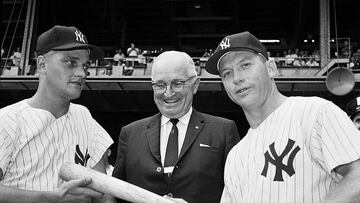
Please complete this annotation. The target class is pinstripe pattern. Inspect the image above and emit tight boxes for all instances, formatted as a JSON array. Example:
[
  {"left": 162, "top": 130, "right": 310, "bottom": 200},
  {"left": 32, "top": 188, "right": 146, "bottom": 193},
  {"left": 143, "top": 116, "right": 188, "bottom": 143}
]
[
  {"left": 221, "top": 96, "right": 360, "bottom": 203},
  {"left": 0, "top": 99, "right": 113, "bottom": 191}
]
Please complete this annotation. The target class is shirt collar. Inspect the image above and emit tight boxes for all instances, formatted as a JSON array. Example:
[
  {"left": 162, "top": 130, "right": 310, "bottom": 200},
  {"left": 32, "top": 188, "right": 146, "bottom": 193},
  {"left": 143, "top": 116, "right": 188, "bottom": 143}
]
[{"left": 161, "top": 107, "right": 193, "bottom": 126}]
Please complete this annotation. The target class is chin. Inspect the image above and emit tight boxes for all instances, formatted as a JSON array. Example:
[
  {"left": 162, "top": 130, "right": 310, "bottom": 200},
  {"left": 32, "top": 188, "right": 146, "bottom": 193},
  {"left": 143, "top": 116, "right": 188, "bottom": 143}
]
[
  {"left": 163, "top": 111, "right": 180, "bottom": 118},
  {"left": 163, "top": 107, "right": 187, "bottom": 118},
  {"left": 68, "top": 92, "right": 82, "bottom": 100}
]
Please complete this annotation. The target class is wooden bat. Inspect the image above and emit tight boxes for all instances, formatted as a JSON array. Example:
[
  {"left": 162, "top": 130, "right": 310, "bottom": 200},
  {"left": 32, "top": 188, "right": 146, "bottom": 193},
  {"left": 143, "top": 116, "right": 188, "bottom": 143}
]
[{"left": 59, "top": 162, "right": 173, "bottom": 203}]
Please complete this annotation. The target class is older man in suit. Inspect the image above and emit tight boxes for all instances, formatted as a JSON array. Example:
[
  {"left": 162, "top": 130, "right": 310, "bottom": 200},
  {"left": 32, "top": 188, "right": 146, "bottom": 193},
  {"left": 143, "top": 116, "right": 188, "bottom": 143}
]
[{"left": 112, "top": 51, "right": 240, "bottom": 203}]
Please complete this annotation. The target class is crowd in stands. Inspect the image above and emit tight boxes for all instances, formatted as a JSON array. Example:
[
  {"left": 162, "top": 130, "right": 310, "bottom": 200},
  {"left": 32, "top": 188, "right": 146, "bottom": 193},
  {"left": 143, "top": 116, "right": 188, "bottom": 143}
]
[
  {"left": 273, "top": 48, "right": 320, "bottom": 67},
  {"left": 1, "top": 40, "right": 360, "bottom": 76},
  {"left": 202, "top": 49, "right": 214, "bottom": 58},
  {"left": 350, "top": 48, "right": 360, "bottom": 69},
  {"left": 109, "top": 43, "right": 150, "bottom": 76}
]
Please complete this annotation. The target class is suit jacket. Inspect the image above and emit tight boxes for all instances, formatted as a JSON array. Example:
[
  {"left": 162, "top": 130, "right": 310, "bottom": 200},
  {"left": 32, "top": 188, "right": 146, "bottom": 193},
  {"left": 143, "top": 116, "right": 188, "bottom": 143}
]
[{"left": 112, "top": 110, "right": 240, "bottom": 203}]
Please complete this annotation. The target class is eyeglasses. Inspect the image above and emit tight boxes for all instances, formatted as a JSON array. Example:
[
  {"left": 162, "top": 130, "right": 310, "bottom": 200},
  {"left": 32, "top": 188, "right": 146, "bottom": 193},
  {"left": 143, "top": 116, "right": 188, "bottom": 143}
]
[{"left": 151, "top": 75, "right": 197, "bottom": 92}]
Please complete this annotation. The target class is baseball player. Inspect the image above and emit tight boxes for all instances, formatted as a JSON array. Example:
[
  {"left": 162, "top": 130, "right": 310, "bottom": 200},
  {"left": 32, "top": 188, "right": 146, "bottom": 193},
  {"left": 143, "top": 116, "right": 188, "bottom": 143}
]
[
  {"left": 0, "top": 25, "right": 114, "bottom": 202},
  {"left": 205, "top": 31, "right": 360, "bottom": 202}
]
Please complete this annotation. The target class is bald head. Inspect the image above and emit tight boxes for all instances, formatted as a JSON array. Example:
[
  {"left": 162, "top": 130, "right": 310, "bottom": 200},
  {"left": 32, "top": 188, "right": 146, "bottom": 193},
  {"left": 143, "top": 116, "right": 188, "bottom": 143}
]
[{"left": 151, "top": 51, "right": 197, "bottom": 80}]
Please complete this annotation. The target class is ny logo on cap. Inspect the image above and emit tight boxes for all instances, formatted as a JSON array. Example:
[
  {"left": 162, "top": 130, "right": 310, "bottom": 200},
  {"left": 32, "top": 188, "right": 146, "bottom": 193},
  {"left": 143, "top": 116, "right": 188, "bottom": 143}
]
[
  {"left": 220, "top": 37, "right": 230, "bottom": 50},
  {"left": 74, "top": 30, "right": 85, "bottom": 43}
]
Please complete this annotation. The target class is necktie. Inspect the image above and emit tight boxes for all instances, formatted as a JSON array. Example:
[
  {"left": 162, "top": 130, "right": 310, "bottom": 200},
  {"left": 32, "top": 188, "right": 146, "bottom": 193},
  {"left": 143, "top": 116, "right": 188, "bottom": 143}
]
[{"left": 164, "top": 119, "right": 179, "bottom": 168}]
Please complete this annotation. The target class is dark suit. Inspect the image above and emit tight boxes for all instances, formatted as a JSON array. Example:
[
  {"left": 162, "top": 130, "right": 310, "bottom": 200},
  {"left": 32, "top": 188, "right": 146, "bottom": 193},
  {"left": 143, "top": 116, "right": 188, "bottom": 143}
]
[{"left": 112, "top": 110, "right": 240, "bottom": 203}]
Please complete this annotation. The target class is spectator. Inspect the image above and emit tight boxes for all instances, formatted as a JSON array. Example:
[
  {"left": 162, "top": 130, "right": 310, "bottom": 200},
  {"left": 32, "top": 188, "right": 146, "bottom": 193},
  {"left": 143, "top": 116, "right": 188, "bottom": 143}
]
[
  {"left": 293, "top": 48, "right": 301, "bottom": 66},
  {"left": 127, "top": 42, "right": 139, "bottom": 57},
  {"left": 202, "top": 49, "right": 214, "bottom": 58},
  {"left": 312, "top": 49, "right": 320, "bottom": 62},
  {"left": 208, "top": 49, "right": 214, "bottom": 56},
  {"left": 302, "top": 50, "right": 310, "bottom": 65},
  {"left": 10, "top": 47, "right": 21, "bottom": 67},
  {"left": 122, "top": 61, "right": 134, "bottom": 76},
  {"left": 341, "top": 40, "right": 352, "bottom": 58},
  {"left": 137, "top": 49, "right": 146, "bottom": 64},
  {"left": 202, "top": 49, "right": 210, "bottom": 57},
  {"left": 305, "top": 57, "right": 319, "bottom": 66},
  {"left": 353, "top": 48, "right": 360, "bottom": 69},
  {"left": 113, "top": 49, "right": 125, "bottom": 65},
  {"left": 285, "top": 49, "right": 295, "bottom": 65}
]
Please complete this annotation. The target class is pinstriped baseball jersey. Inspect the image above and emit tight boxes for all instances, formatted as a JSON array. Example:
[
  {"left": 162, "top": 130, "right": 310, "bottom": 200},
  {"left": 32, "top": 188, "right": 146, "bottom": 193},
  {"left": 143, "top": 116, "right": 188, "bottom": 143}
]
[
  {"left": 221, "top": 96, "right": 360, "bottom": 203},
  {"left": 0, "top": 99, "right": 113, "bottom": 191}
]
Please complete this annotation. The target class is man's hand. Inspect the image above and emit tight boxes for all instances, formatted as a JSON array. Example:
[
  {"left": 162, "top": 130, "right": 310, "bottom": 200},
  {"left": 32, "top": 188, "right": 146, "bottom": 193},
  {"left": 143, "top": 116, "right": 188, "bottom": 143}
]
[{"left": 47, "top": 177, "right": 103, "bottom": 202}]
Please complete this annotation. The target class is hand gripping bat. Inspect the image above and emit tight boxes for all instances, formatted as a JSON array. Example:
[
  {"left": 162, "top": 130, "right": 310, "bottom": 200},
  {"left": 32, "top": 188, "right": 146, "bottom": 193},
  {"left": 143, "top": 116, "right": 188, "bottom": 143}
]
[{"left": 59, "top": 162, "right": 173, "bottom": 203}]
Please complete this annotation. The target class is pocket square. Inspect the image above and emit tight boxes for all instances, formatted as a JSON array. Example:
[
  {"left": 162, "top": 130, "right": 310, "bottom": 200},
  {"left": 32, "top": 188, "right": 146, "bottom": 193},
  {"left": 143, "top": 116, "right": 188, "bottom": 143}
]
[{"left": 200, "top": 143, "right": 211, "bottom": 147}]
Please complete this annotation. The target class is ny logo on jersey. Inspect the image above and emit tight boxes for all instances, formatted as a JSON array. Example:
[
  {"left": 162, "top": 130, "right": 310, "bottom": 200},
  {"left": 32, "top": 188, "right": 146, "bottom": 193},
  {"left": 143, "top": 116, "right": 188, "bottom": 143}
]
[
  {"left": 75, "top": 145, "right": 90, "bottom": 166},
  {"left": 219, "top": 37, "right": 230, "bottom": 49},
  {"left": 74, "top": 30, "right": 86, "bottom": 43},
  {"left": 261, "top": 139, "right": 300, "bottom": 181}
]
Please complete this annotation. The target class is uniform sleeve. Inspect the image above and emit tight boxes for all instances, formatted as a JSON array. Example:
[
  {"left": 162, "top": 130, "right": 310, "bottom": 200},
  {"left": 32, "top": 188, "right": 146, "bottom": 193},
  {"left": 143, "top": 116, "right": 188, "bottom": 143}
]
[
  {"left": 220, "top": 183, "right": 232, "bottom": 203},
  {"left": 311, "top": 102, "right": 360, "bottom": 173},
  {"left": 0, "top": 115, "right": 17, "bottom": 178},
  {"left": 224, "top": 120, "right": 240, "bottom": 163},
  {"left": 220, "top": 148, "right": 239, "bottom": 203},
  {"left": 88, "top": 117, "right": 114, "bottom": 168}
]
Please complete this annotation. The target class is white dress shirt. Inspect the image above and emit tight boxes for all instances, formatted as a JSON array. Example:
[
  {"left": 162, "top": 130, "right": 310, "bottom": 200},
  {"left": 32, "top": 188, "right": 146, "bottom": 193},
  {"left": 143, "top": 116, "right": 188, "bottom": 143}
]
[{"left": 160, "top": 107, "right": 192, "bottom": 166}]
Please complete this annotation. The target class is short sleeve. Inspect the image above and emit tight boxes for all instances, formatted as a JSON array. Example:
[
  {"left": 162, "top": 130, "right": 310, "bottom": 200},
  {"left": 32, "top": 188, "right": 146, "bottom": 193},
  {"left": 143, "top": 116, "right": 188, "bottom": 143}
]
[
  {"left": 88, "top": 119, "right": 114, "bottom": 168},
  {"left": 311, "top": 102, "right": 360, "bottom": 173}
]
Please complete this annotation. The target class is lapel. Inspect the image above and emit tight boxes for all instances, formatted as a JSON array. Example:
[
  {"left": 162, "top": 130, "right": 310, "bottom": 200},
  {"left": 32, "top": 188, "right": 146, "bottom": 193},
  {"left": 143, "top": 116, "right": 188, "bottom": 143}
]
[
  {"left": 145, "top": 113, "right": 162, "bottom": 163},
  {"left": 177, "top": 109, "right": 205, "bottom": 162}
]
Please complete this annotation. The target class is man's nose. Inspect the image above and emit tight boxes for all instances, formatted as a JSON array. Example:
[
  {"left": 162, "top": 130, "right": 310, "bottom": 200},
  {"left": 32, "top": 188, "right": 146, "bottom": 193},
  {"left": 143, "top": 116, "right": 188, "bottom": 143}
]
[
  {"left": 164, "top": 84, "right": 175, "bottom": 97},
  {"left": 74, "top": 65, "right": 86, "bottom": 78},
  {"left": 233, "top": 69, "right": 244, "bottom": 84}
]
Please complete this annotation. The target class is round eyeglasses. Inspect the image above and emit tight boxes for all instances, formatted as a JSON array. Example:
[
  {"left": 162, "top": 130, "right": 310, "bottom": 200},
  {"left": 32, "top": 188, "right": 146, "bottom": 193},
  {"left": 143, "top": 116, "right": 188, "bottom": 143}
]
[{"left": 151, "top": 75, "right": 197, "bottom": 92}]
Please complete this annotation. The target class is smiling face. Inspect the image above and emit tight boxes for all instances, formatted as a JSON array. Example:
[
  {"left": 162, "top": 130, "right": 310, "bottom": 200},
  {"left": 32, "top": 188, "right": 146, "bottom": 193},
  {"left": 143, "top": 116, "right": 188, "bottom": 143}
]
[
  {"left": 151, "top": 51, "right": 199, "bottom": 119},
  {"left": 38, "top": 49, "right": 89, "bottom": 101},
  {"left": 218, "top": 51, "right": 276, "bottom": 110}
]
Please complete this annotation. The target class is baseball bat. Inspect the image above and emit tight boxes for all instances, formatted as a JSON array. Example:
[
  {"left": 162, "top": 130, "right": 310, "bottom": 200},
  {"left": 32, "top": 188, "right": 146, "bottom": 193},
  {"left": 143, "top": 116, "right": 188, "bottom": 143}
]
[{"left": 59, "top": 162, "right": 173, "bottom": 203}]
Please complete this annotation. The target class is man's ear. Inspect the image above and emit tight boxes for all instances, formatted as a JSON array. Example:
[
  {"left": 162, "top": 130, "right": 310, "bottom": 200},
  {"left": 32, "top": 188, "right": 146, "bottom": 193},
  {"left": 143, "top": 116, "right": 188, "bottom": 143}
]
[
  {"left": 266, "top": 58, "right": 278, "bottom": 78},
  {"left": 193, "top": 77, "right": 200, "bottom": 94},
  {"left": 36, "top": 55, "right": 47, "bottom": 74}
]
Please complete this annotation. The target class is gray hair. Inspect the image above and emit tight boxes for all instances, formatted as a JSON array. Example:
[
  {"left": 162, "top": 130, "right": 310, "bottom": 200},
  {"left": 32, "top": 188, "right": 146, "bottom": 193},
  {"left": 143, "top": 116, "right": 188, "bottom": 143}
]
[{"left": 151, "top": 50, "right": 197, "bottom": 79}]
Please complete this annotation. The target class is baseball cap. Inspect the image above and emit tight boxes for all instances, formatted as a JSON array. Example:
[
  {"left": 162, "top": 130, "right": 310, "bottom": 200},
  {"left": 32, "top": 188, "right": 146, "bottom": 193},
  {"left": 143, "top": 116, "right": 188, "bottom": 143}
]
[
  {"left": 205, "top": 31, "right": 268, "bottom": 75},
  {"left": 36, "top": 25, "right": 104, "bottom": 59}
]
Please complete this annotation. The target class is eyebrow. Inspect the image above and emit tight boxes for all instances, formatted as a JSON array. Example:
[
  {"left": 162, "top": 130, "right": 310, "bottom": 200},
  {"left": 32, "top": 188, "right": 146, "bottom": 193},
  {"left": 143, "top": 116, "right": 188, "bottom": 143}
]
[
  {"left": 221, "top": 55, "right": 252, "bottom": 71},
  {"left": 64, "top": 55, "right": 90, "bottom": 64}
]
